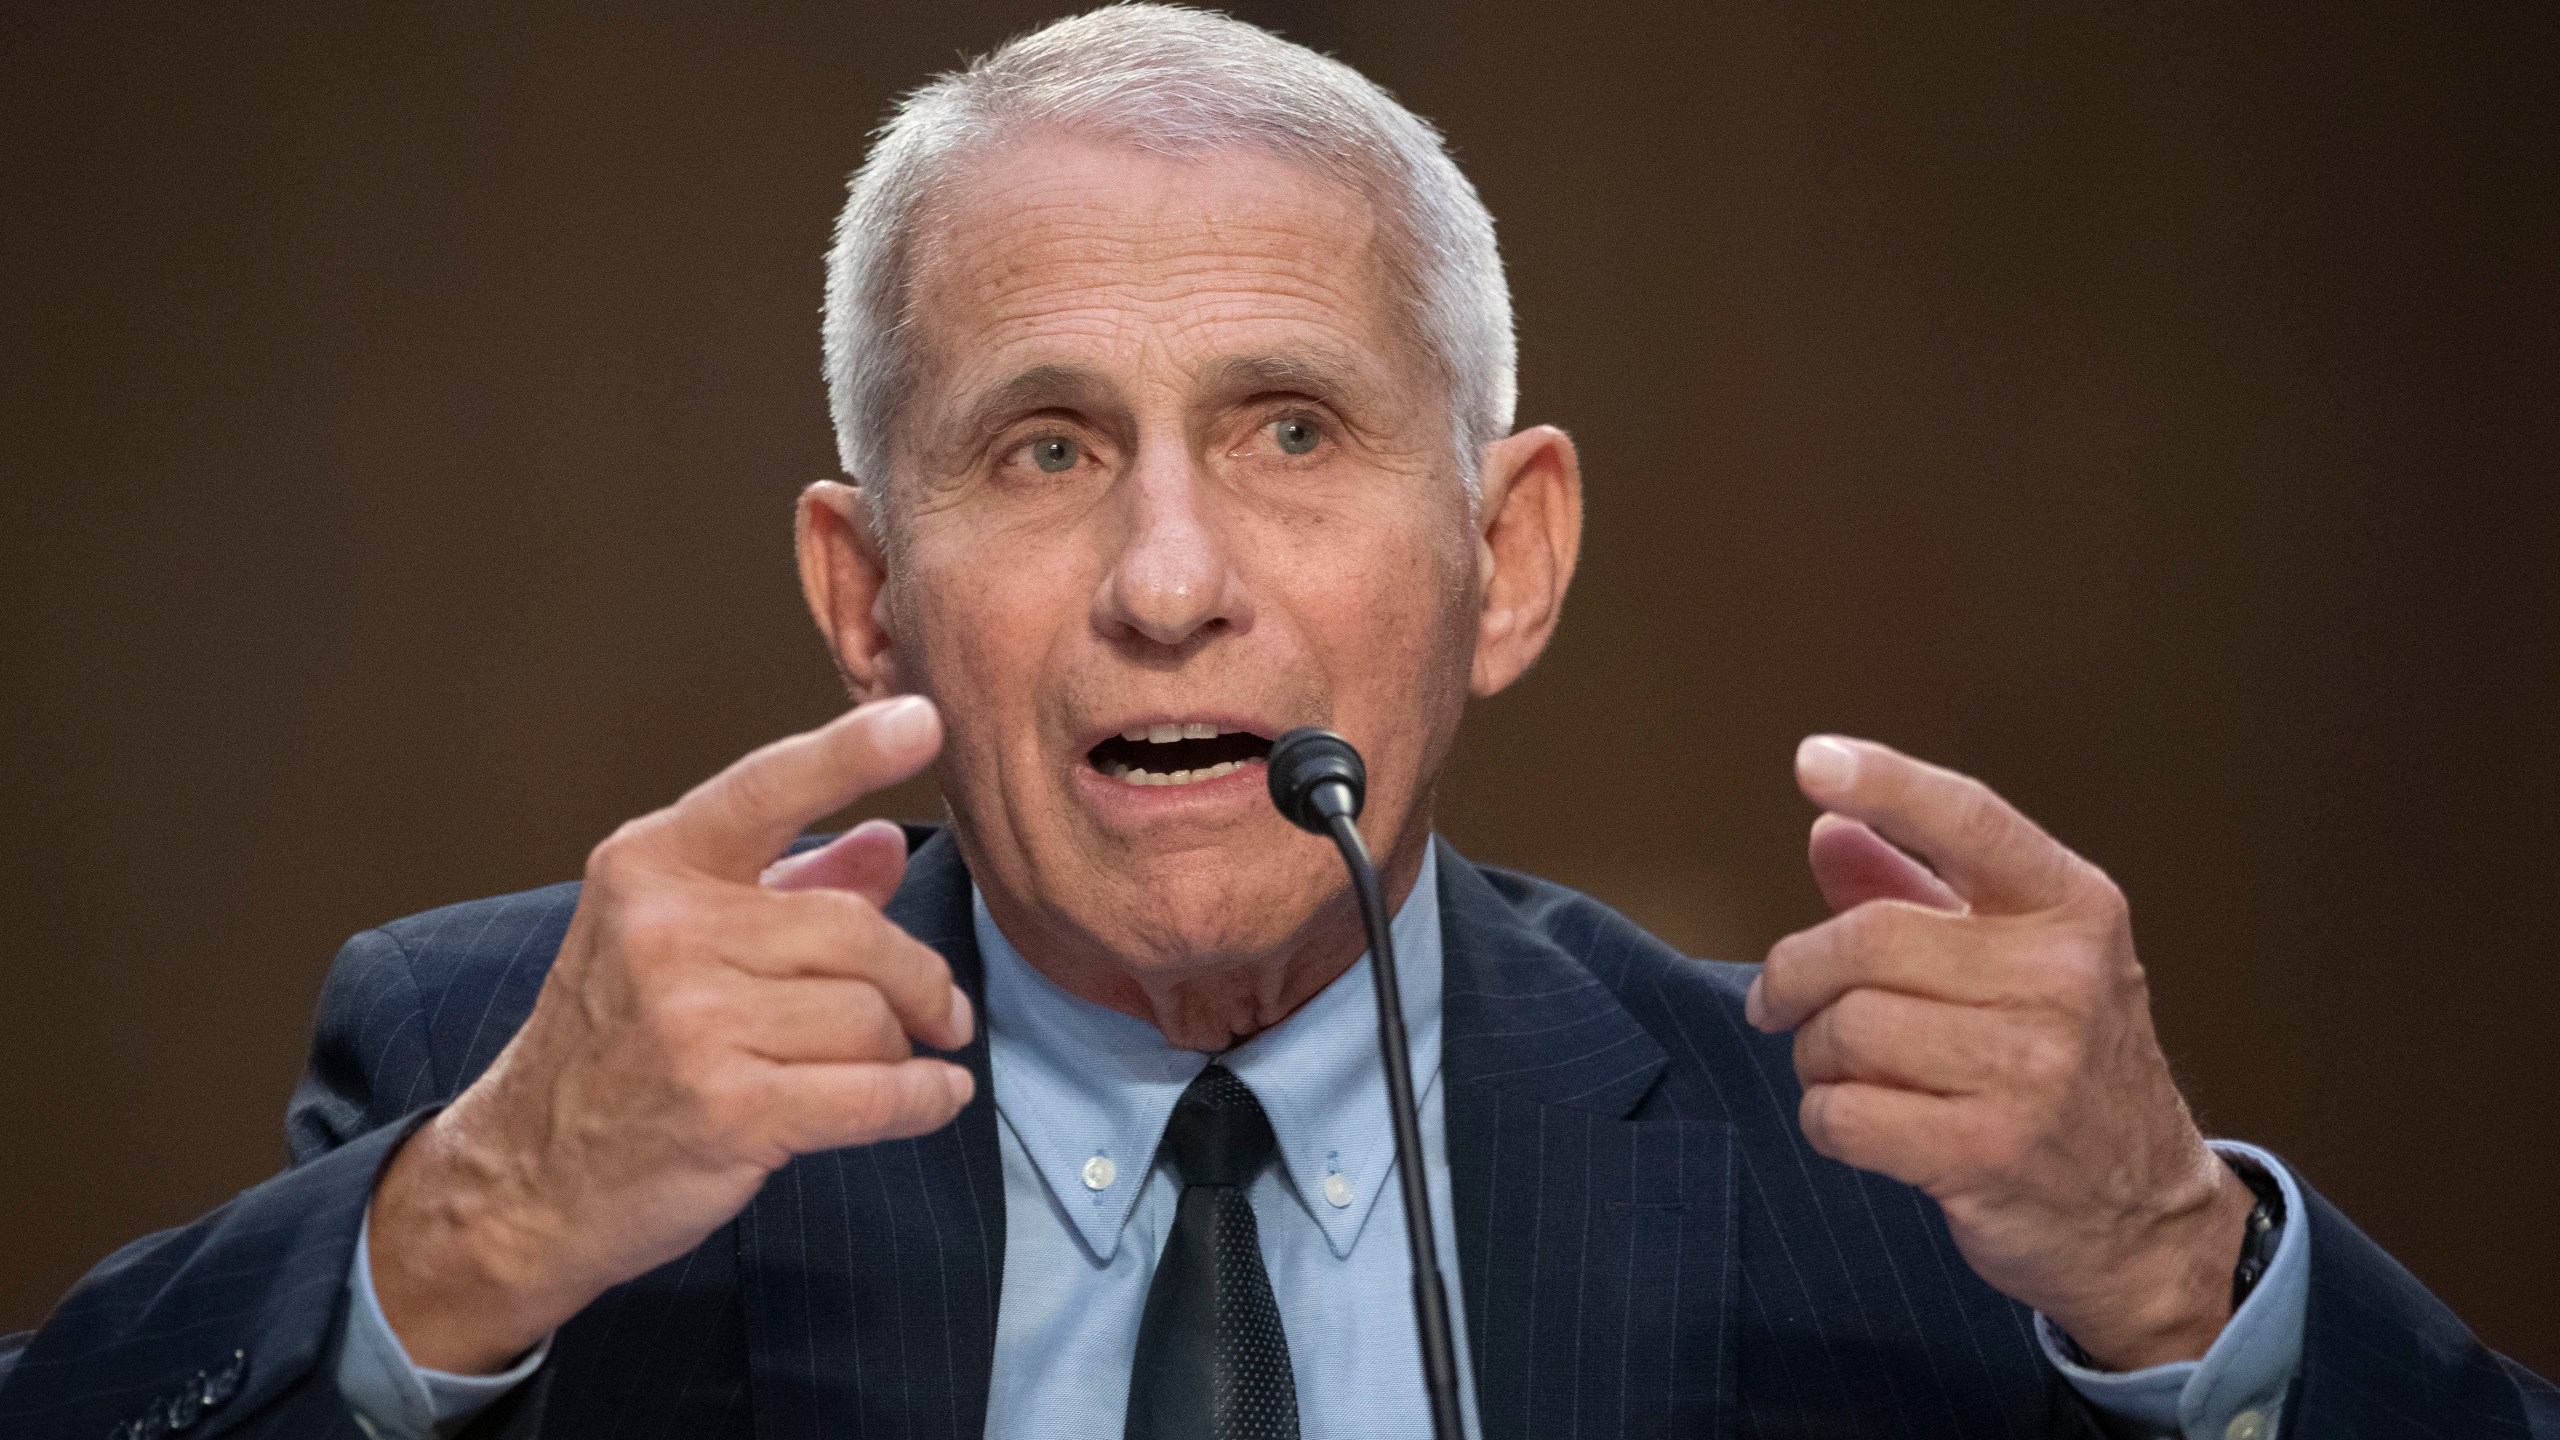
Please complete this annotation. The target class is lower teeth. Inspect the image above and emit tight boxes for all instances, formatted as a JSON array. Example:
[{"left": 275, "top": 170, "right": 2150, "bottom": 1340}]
[{"left": 1104, "top": 758, "right": 1243, "bottom": 786}]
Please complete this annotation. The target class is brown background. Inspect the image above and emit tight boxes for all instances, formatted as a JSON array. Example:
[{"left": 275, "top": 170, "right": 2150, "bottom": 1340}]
[{"left": 5, "top": 0, "right": 2555, "bottom": 1376}]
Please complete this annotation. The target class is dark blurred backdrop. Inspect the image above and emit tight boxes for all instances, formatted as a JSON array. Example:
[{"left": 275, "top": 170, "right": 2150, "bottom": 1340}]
[{"left": 4, "top": 0, "right": 2555, "bottom": 1373}]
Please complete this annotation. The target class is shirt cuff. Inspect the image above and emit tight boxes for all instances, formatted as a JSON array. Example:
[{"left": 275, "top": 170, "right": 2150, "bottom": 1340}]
[
  {"left": 2036, "top": 1141, "right": 2309, "bottom": 1440},
  {"left": 335, "top": 1205, "right": 550, "bottom": 1440}
]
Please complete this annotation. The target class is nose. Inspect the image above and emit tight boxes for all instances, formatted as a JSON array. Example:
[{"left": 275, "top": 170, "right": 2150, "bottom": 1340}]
[{"left": 1094, "top": 440, "right": 1253, "bottom": 649}]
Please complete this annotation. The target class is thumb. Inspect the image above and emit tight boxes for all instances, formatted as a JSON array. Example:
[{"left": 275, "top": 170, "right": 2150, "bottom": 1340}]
[
  {"left": 1807, "top": 812, "right": 1966, "bottom": 914},
  {"left": 762, "top": 817, "right": 911, "bottom": 909}
]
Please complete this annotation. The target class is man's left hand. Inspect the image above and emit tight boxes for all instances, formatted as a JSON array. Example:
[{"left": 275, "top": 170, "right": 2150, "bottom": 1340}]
[{"left": 1747, "top": 735, "right": 2255, "bottom": 1370}]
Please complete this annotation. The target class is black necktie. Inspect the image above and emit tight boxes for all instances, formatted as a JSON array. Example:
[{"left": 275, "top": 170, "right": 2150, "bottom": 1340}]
[{"left": 1125, "top": 1063, "right": 1301, "bottom": 1440}]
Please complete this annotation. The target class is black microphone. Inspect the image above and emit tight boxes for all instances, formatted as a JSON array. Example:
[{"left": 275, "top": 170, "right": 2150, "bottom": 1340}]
[{"left": 1267, "top": 728, "right": 1464, "bottom": 1440}]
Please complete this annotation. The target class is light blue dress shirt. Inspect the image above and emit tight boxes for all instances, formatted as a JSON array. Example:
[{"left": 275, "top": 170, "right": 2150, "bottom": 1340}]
[
  {"left": 337, "top": 840, "right": 2310, "bottom": 1439},
  {"left": 980, "top": 844, "right": 1479, "bottom": 1440}
]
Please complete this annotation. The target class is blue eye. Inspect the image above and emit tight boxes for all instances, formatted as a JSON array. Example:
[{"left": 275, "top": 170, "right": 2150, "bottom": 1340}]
[
  {"left": 1273, "top": 417, "right": 1320, "bottom": 455},
  {"left": 1031, "top": 437, "right": 1080, "bottom": 473}
]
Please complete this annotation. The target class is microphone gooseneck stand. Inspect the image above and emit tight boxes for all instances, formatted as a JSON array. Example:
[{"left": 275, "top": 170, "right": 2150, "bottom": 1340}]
[{"left": 1266, "top": 728, "right": 1465, "bottom": 1440}]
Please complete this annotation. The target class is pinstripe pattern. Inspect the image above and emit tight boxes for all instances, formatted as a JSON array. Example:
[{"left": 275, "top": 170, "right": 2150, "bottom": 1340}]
[
  {"left": 737, "top": 830, "right": 1005, "bottom": 1440},
  {"left": 1, "top": 827, "right": 2550, "bottom": 1438},
  {"left": 1449, "top": 856, "right": 2096, "bottom": 1440}
]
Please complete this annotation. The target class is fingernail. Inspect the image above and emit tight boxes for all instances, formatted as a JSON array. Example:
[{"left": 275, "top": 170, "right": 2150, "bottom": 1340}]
[
  {"left": 1796, "top": 735, "right": 1858, "bottom": 793},
  {"left": 942, "top": 1063, "right": 976, "bottom": 1106},
  {"left": 946, "top": 985, "right": 975, "bottom": 1045},
  {"left": 1744, "top": 975, "right": 1767, "bottom": 1030},
  {"left": 873, "top": 694, "right": 937, "bottom": 753}
]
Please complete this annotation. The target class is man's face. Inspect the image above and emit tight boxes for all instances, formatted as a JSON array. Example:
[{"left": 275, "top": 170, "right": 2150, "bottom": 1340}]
[{"left": 876, "top": 134, "right": 1481, "bottom": 1006}]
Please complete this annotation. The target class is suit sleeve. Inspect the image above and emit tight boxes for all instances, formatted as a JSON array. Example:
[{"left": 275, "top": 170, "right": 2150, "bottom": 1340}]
[
  {"left": 2280, "top": 1170, "right": 2559, "bottom": 1437},
  {"left": 0, "top": 928, "right": 450, "bottom": 1438}
]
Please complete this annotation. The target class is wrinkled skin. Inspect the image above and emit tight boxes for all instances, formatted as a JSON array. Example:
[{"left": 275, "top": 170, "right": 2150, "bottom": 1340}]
[
  {"left": 1755, "top": 737, "right": 2254, "bottom": 1368},
  {"left": 369, "top": 136, "right": 1580, "bottom": 1373},
  {"left": 368, "top": 132, "right": 2245, "bottom": 1382},
  {"left": 798, "top": 136, "right": 1575, "bottom": 1048}
]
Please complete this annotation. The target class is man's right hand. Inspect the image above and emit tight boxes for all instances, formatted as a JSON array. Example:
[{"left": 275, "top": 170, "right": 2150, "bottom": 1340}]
[{"left": 368, "top": 695, "right": 975, "bottom": 1374}]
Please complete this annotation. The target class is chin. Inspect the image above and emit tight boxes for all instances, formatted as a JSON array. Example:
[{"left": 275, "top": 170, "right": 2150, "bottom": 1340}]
[{"left": 1075, "top": 845, "right": 1346, "bottom": 973}]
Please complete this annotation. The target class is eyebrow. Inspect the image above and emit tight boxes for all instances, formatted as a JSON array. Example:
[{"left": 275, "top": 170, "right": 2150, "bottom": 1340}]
[
  {"left": 930, "top": 347, "right": 1375, "bottom": 457},
  {"left": 1204, "top": 350, "right": 1364, "bottom": 403},
  {"left": 946, "top": 362, "right": 1116, "bottom": 441}
]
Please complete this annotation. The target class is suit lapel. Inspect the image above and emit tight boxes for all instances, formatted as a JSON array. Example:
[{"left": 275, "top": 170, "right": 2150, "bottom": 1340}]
[
  {"left": 739, "top": 830, "right": 1007, "bottom": 1440},
  {"left": 1437, "top": 840, "right": 1737, "bottom": 1439},
  {"left": 734, "top": 831, "right": 1737, "bottom": 1437}
]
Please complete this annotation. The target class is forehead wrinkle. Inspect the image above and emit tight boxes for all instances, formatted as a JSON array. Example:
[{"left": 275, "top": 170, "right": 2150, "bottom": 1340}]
[
  {"left": 921, "top": 142, "right": 1389, "bottom": 327},
  {"left": 898, "top": 139, "right": 1436, "bottom": 473}
]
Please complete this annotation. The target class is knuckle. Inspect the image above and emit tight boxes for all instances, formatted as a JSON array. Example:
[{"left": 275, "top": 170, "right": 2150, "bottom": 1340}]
[
  {"left": 650, "top": 983, "right": 725, "bottom": 1052},
  {"left": 884, "top": 1072, "right": 941, "bottom": 1130},
  {"left": 790, "top": 886, "right": 887, "bottom": 951},
  {"left": 2031, "top": 942, "right": 2111, "bottom": 1017},
  {"left": 1838, "top": 900, "right": 1907, "bottom": 953},
  {"left": 586, "top": 820, "right": 654, "bottom": 884},
  {"left": 1797, "top": 1086, "right": 1838, "bottom": 1154},
  {"left": 1827, "top": 990, "right": 1890, "bottom": 1065},
  {"left": 614, "top": 898, "right": 698, "bottom": 972},
  {"left": 2012, "top": 1028, "right": 2080, "bottom": 1092},
  {"left": 2062, "top": 865, "right": 2128, "bottom": 928},
  {"left": 848, "top": 987, "right": 912, "bottom": 1056},
  {"left": 1800, "top": 1085, "right": 1863, "bottom": 1161},
  {"left": 718, "top": 760, "right": 790, "bottom": 831},
  {"left": 2086, "top": 869, "right": 2127, "bottom": 915},
  {"left": 836, "top": 1068, "right": 894, "bottom": 1128},
  {"left": 1789, "top": 1028, "right": 1824, "bottom": 1088},
  {"left": 1760, "top": 935, "right": 1805, "bottom": 992},
  {"left": 1831, "top": 904, "right": 1883, "bottom": 952},
  {"left": 1952, "top": 784, "right": 2010, "bottom": 853},
  {"left": 878, "top": 935, "right": 954, "bottom": 1008}
]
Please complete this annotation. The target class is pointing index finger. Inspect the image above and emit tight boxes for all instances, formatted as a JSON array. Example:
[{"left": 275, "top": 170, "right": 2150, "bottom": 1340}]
[
  {"left": 1794, "top": 735, "right": 2080, "bottom": 915},
  {"left": 662, "top": 696, "right": 942, "bottom": 881}
]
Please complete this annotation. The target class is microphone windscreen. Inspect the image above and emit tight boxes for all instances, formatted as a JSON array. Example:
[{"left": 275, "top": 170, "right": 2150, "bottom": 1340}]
[{"left": 1266, "top": 728, "right": 1366, "bottom": 833}]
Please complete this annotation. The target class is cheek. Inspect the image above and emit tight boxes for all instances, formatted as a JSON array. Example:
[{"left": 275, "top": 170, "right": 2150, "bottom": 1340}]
[
  {"left": 1294, "top": 503, "right": 1478, "bottom": 721},
  {"left": 892, "top": 545, "right": 1079, "bottom": 735}
]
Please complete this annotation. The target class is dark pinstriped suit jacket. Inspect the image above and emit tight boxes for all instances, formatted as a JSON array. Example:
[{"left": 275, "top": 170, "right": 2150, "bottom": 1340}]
[{"left": 2, "top": 828, "right": 2552, "bottom": 1438}]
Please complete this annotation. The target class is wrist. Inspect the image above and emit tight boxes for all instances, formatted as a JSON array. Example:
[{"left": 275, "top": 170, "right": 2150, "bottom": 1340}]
[
  {"left": 2060, "top": 1155, "right": 2256, "bottom": 1370},
  {"left": 369, "top": 1104, "right": 583, "bottom": 1374}
]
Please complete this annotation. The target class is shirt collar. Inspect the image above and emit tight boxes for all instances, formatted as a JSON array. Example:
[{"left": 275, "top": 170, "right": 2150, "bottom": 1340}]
[{"left": 977, "top": 842, "right": 1443, "bottom": 1263}]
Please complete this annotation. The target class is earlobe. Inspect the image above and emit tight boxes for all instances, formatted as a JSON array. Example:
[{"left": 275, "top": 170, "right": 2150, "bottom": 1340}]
[
  {"left": 795, "top": 480, "right": 901, "bottom": 700},
  {"left": 1468, "top": 425, "right": 1583, "bottom": 698}
]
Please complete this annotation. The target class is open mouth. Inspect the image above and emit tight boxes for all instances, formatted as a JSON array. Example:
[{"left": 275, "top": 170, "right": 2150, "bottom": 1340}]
[{"left": 1086, "top": 722, "right": 1274, "bottom": 787}]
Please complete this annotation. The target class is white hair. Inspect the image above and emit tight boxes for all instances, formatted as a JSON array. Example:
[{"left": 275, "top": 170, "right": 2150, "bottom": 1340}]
[{"left": 822, "top": 3, "right": 1515, "bottom": 515}]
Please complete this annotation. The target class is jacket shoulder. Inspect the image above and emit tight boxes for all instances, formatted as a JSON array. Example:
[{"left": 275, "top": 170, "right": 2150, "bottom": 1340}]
[
  {"left": 1465, "top": 859, "right": 1760, "bottom": 1011},
  {"left": 374, "top": 879, "right": 582, "bottom": 1077},
  {"left": 370, "top": 879, "right": 583, "bottom": 972},
  {"left": 1460, "top": 858, "right": 1804, "bottom": 1128},
  {"left": 295, "top": 879, "right": 583, "bottom": 1146}
]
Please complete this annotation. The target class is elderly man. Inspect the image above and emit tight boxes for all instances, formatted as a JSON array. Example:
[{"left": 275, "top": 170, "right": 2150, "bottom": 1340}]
[{"left": 2, "top": 8, "right": 2550, "bottom": 1439}]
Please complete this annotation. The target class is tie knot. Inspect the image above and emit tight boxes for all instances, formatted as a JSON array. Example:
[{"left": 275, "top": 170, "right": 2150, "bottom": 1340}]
[{"left": 1159, "top": 1064, "right": 1276, "bottom": 1188}]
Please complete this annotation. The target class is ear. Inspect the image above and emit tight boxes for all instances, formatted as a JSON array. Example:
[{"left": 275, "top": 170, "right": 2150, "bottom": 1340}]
[
  {"left": 1468, "top": 424, "right": 1583, "bottom": 698},
  {"left": 795, "top": 480, "right": 904, "bottom": 701}
]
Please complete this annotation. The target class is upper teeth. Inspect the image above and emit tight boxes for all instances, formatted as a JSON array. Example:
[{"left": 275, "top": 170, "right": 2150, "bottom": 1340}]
[
  {"left": 1123, "top": 722, "right": 1227, "bottom": 743},
  {"left": 1101, "top": 721, "right": 1249, "bottom": 787}
]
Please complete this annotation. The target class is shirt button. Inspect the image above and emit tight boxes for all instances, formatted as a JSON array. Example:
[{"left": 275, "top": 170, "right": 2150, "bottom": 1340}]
[
  {"left": 1081, "top": 1155, "right": 1116, "bottom": 1191},
  {"left": 2225, "top": 1410, "right": 2268, "bottom": 1440},
  {"left": 1323, "top": 1174, "right": 1354, "bottom": 1208}
]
